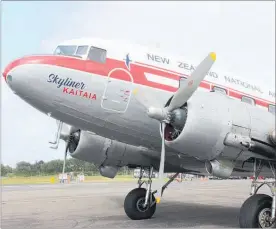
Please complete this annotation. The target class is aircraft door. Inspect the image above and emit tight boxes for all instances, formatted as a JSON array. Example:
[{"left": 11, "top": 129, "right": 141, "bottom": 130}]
[{"left": 101, "top": 68, "right": 133, "bottom": 113}]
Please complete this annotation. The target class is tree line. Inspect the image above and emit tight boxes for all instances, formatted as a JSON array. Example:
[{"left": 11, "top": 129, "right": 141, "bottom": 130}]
[{"left": 1, "top": 158, "right": 133, "bottom": 177}]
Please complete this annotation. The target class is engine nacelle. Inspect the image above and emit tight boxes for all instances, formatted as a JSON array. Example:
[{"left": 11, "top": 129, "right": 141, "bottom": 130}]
[
  {"left": 165, "top": 91, "right": 276, "bottom": 161},
  {"left": 205, "top": 159, "right": 234, "bottom": 179},
  {"left": 67, "top": 130, "right": 109, "bottom": 165},
  {"left": 67, "top": 130, "right": 153, "bottom": 178},
  {"left": 165, "top": 92, "right": 233, "bottom": 160}
]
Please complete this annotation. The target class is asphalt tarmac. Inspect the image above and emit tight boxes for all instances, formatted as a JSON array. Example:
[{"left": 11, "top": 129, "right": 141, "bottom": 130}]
[{"left": 2, "top": 179, "right": 270, "bottom": 228}]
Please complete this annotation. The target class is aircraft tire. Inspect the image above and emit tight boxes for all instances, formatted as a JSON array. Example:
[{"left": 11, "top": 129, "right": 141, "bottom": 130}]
[
  {"left": 239, "top": 194, "right": 274, "bottom": 228},
  {"left": 124, "top": 188, "right": 156, "bottom": 220}
]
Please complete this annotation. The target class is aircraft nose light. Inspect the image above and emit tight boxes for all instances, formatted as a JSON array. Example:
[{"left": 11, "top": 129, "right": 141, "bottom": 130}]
[{"left": 6, "top": 74, "right": 13, "bottom": 83}]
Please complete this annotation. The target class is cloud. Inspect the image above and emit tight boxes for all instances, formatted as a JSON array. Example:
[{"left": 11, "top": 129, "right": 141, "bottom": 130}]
[{"left": 43, "top": 1, "right": 275, "bottom": 83}]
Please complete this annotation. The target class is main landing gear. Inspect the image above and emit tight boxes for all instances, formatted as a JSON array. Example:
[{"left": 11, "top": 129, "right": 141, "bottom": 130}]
[
  {"left": 124, "top": 167, "right": 179, "bottom": 220},
  {"left": 239, "top": 159, "right": 276, "bottom": 228}
]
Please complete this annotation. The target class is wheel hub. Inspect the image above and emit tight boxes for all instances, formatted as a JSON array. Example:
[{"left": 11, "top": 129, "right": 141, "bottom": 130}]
[
  {"left": 136, "top": 197, "right": 149, "bottom": 212},
  {"left": 259, "top": 208, "right": 273, "bottom": 228}
]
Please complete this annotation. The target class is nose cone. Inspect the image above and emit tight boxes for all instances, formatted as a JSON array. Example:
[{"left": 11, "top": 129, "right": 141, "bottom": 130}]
[{"left": 2, "top": 58, "right": 21, "bottom": 84}]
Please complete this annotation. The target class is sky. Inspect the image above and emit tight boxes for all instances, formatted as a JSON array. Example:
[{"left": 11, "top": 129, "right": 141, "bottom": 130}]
[{"left": 1, "top": 1, "right": 275, "bottom": 167}]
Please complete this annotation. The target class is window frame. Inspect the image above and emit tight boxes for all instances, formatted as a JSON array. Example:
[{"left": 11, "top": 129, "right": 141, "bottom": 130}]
[
  {"left": 241, "top": 95, "right": 256, "bottom": 106},
  {"left": 87, "top": 46, "right": 107, "bottom": 64}
]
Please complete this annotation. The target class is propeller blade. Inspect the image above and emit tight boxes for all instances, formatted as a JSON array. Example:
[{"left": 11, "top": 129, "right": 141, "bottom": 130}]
[
  {"left": 55, "top": 119, "right": 78, "bottom": 137},
  {"left": 60, "top": 125, "right": 78, "bottom": 142},
  {"left": 155, "top": 122, "right": 166, "bottom": 204},
  {"left": 167, "top": 52, "right": 216, "bottom": 112},
  {"left": 62, "top": 141, "right": 70, "bottom": 174},
  {"left": 61, "top": 123, "right": 70, "bottom": 134}
]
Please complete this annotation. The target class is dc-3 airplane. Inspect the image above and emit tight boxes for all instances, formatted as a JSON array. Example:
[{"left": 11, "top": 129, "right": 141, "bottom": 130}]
[{"left": 3, "top": 38, "right": 276, "bottom": 228}]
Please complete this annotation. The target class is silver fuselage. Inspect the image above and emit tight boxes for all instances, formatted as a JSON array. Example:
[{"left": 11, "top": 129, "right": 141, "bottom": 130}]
[{"left": 3, "top": 50, "right": 275, "bottom": 177}]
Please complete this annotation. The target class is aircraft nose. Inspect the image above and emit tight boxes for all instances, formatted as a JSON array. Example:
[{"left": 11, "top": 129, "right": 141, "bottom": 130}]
[
  {"left": 2, "top": 58, "right": 19, "bottom": 84},
  {"left": 3, "top": 62, "right": 11, "bottom": 82}
]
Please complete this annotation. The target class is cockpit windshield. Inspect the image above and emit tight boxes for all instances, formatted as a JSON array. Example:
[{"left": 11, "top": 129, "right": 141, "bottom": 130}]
[
  {"left": 53, "top": 44, "right": 106, "bottom": 63},
  {"left": 54, "top": 45, "right": 77, "bottom": 56}
]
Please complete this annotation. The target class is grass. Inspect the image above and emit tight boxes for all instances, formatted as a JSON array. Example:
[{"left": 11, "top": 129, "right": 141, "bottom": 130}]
[
  {"left": 1, "top": 175, "right": 171, "bottom": 185},
  {"left": 1, "top": 175, "right": 137, "bottom": 185},
  {"left": 84, "top": 175, "right": 135, "bottom": 182},
  {"left": 1, "top": 176, "right": 56, "bottom": 185}
]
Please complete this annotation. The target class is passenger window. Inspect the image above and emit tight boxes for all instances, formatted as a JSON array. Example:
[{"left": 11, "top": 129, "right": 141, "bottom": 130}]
[
  {"left": 54, "top": 45, "right": 77, "bottom": 56},
  {"left": 268, "top": 104, "right": 275, "bottom": 114},
  {"left": 76, "top": 46, "right": 88, "bottom": 56},
  {"left": 87, "top": 46, "right": 106, "bottom": 63},
  {"left": 212, "top": 86, "right": 227, "bottom": 95},
  {"left": 241, "top": 96, "right": 255, "bottom": 105}
]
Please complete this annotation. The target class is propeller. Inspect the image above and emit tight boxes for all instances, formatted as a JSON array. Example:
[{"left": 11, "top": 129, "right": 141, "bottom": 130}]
[
  {"left": 61, "top": 125, "right": 80, "bottom": 176},
  {"left": 49, "top": 119, "right": 81, "bottom": 184},
  {"left": 167, "top": 52, "right": 216, "bottom": 112},
  {"left": 62, "top": 140, "right": 70, "bottom": 175},
  {"left": 134, "top": 52, "right": 216, "bottom": 203},
  {"left": 50, "top": 120, "right": 79, "bottom": 178}
]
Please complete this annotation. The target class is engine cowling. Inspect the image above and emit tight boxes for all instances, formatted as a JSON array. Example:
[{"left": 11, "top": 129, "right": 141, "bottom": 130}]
[
  {"left": 164, "top": 91, "right": 276, "bottom": 162},
  {"left": 164, "top": 92, "right": 232, "bottom": 161},
  {"left": 67, "top": 130, "right": 152, "bottom": 178}
]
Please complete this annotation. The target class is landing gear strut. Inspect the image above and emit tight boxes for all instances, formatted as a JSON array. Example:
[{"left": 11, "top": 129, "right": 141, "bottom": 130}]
[
  {"left": 124, "top": 167, "right": 179, "bottom": 220},
  {"left": 239, "top": 159, "right": 276, "bottom": 228}
]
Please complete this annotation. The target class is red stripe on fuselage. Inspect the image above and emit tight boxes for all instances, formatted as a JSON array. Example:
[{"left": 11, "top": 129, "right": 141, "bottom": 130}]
[
  {"left": 10, "top": 55, "right": 181, "bottom": 92},
  {"left": 137, "top": 61, "right": 274, "bottom": 107},
  {"left": 5, "top": 55, "right": 275, "bottom": 108}
]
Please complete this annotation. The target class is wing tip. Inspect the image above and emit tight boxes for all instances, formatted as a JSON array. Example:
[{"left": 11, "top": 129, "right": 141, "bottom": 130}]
[{"left": 210, "top": 52, "right": 216, "bottom": 61}]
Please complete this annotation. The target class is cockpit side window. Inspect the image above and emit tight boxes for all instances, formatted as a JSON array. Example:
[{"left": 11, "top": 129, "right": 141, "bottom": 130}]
[
  {"left": 87, "top": 46, "right": 107, "bottom": 63},
  {"left": 212, "top": 86, "right": 227, "bottom": 95},
  {"left": 76, "top": 46, "right": 88, "bottom": 56},
  {"left": 54, "top": 45, "right": 77, "bottom": 56}
]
